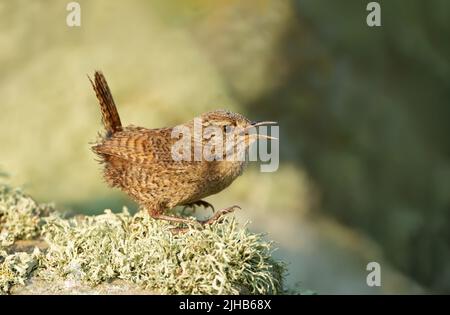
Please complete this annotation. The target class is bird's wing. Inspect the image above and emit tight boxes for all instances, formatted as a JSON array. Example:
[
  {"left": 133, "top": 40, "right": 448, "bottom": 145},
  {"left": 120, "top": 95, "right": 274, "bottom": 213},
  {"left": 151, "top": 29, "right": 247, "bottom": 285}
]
[{"left": 93, "top": 126, "right": 195, "bottom": 167}]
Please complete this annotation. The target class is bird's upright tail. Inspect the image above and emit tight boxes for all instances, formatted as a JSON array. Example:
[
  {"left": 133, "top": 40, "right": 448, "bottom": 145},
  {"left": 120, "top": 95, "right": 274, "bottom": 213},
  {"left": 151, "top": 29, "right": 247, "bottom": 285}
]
[{"left": 89, "top": 71, "right": 122, "bottom": 137}]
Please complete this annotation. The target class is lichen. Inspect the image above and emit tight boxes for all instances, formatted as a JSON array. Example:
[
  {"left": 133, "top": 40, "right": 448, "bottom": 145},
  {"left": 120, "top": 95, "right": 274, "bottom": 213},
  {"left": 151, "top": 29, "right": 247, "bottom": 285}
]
[
  {"left": 0, "top": 248, "right": 41, "bottom": 295},
  {"left": 0, "top": 185, "right": 55, "bottom": 247},
  {"left": 0, "top": 184, "right": 51, "bottom": 294},
  {"left": 0, "top": 184, "right": 285, "bottom": 295}
]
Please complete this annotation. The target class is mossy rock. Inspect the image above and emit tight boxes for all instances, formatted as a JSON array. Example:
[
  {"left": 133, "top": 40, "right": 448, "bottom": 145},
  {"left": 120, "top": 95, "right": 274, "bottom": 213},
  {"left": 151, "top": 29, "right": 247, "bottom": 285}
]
[{"left": 0, "top": 184, "right": 285, "bottom": 295}]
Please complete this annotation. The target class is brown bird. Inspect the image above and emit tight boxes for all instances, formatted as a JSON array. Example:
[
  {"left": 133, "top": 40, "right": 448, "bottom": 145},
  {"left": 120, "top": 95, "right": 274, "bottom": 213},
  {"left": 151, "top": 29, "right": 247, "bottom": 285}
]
[{"left": 89, "top": 71, "right": 276, "bottom": 228}]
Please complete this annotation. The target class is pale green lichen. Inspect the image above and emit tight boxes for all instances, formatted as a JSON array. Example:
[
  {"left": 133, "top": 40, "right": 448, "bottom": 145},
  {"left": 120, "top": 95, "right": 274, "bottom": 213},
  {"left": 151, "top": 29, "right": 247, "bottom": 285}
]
[
  {"left": 0, "top": 184, "right": 50, "bottom": 294},
  {"left": 0, "top": 185, "right": 55, "bottom": 247},
  {"left": 0, "top": 184, "right": 285, "bottom": 295},
  {"left": 39, "top": 209, "right": 284, "bottom": 294},
  {"left": 0, "top": 248, "right": 41, "bottom": 294}
]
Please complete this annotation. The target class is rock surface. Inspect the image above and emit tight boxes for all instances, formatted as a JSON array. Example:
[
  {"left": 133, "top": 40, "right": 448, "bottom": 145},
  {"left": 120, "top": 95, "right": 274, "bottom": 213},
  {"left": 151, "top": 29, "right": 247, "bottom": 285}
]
[{"left": 12, "top": 278, "right": 156, "bottom": 295}]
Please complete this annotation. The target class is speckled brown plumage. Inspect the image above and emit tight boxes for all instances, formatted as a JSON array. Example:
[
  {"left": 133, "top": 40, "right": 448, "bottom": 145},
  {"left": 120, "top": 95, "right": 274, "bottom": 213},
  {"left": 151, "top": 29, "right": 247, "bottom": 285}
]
[{"left": 89, "top": 71, "right": 275, "bottom": 227}]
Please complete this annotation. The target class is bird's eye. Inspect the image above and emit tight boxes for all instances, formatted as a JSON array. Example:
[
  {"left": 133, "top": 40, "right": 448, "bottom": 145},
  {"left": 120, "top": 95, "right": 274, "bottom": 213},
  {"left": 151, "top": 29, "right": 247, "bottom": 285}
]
[{"left": 222, "top": 125, "right": 228, "bottom": 133}]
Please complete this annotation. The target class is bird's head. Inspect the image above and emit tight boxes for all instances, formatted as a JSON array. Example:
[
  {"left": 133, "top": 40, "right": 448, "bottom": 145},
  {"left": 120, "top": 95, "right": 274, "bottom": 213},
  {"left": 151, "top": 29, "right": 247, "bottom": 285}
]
[{"left": 196, "top": 109, "right": 277, "bottom": 160}]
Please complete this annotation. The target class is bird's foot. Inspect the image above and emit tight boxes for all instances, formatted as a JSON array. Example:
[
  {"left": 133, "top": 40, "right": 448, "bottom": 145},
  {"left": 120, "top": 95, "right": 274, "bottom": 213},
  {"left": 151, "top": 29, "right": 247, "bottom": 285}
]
[
  {"left": 181, "top": 200, "right": 215, "bottom": 215},
  {"left": 150, "top": 205, "right": 240, "bottom": 234},
  {"left": 199, "top": 205, "right": 241, "bottom": 226}
]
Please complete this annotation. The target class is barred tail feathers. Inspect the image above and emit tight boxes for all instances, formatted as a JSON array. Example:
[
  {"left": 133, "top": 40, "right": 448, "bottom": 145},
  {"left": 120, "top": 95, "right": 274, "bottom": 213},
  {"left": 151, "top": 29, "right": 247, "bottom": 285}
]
[{"left": 89, "top": 71, "right": 122, "bottom": 137}]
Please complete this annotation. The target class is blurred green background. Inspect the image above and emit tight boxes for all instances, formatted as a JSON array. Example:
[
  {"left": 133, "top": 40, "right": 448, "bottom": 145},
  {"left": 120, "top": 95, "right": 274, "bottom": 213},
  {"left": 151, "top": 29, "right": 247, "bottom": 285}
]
[{"left": 1, "top": 0, "right": 449, "bottom": 293}]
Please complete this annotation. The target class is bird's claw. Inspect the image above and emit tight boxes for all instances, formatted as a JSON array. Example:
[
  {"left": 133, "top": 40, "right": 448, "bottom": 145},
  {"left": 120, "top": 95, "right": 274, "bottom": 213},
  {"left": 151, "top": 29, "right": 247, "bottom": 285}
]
[
  {"left": 200, "top": 205, "right": 241, "bottom": 226},
  {"left": 167, "top": 205, "right": 241, "bottom": 234},
  {"left": 181, "top": 200, "right": 215, "bottom": 215}
]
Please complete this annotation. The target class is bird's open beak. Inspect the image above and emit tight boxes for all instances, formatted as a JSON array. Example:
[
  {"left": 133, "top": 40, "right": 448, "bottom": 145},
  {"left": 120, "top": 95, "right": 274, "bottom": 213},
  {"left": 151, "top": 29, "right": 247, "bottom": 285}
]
[
  {"left": 257, "top": 134, "right": 278, "bottom": 140},
  {"left": 240, "top": 121, "right": 278, "bottom": 140},
  {"left": 250, "top": 121, "right": 278, "bottom": 127}
]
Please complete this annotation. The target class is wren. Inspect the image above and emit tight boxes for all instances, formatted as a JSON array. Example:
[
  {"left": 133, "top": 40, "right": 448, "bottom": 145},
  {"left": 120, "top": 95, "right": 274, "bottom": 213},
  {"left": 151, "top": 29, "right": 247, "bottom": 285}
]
[{"left": 89, "top": 71, "right": 276, "bottom": 228}]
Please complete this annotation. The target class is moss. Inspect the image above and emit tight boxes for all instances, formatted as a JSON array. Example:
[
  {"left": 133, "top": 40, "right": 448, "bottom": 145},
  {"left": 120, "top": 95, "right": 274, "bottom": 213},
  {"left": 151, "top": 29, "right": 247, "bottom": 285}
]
[{"left": 0, "top": 184, "right": 285, "bottom": 294}]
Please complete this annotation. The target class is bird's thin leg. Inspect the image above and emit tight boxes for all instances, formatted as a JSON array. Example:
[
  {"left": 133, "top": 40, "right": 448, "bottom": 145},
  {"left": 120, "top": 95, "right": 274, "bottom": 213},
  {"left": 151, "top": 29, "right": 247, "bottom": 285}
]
[
  {"left": 199, "top": 205, "right": 241, "bottom": 226},
  {"left": 148, "top": 205, "right": 240, "bottom": 233},
  {"left": 149, "top": 213, "right": 197, "bottom": 234},
  {"left": 151, "top": 213, "right": 198, "bottom": 225}
]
